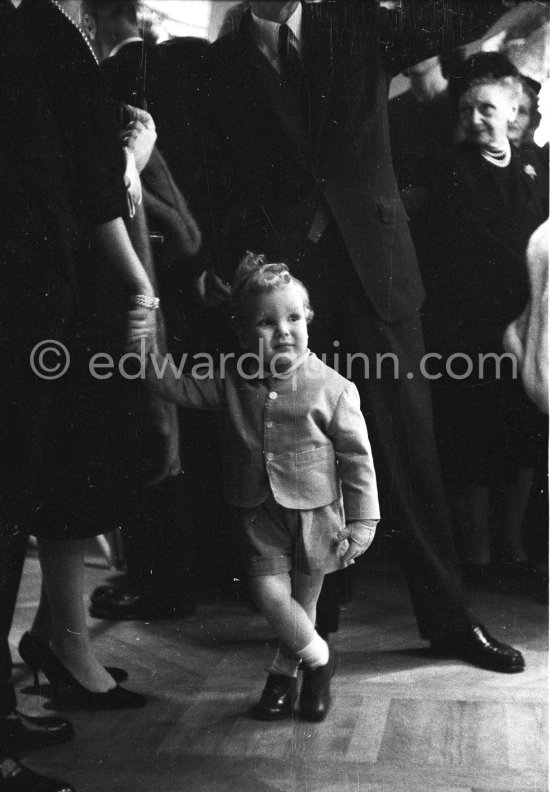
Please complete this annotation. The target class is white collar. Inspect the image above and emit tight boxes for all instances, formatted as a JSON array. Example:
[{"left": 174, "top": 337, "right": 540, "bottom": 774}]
[
  {"left": 108, "top": 37, "right": 144, "bottom": 59},
  {"left": 250, "top": 3, "right": 303, "bottom": 59}
]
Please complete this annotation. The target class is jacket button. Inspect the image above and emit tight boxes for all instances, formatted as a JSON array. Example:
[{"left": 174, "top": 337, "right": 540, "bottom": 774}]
[
  {"left": 265, "top": 452, "right": 274, "bottom": 461},
  {"left": 266, "top": 421, "right": 274, "bottom": 429},
  {"left": 268, "top": 391, "right": 277, "bottom": 400}
]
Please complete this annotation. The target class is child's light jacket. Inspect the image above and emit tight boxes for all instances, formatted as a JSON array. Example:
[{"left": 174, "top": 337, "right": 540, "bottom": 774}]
[{"left": 152, "top": 351, "right": 380, "bottom": 519}]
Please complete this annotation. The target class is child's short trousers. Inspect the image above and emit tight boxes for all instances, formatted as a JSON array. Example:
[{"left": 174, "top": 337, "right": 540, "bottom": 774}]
[{"left": 239, "top": 491, "right": 348, "bottom": 577}]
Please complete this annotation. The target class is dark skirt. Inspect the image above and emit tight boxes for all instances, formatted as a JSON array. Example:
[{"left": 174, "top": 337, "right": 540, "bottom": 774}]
[
  {"left": 0, "top": 342, "right": 151, "bottom": 541},
  {"left": 432, "top": 377, "right": 545, "bottom": 489},
  {"left": 0, "top": 261, "right": 152, "bottom": 541}
]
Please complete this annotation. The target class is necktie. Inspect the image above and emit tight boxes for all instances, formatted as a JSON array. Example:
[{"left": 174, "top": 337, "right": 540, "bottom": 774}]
[{"left": 278, "top": 23, "right": 301, "bottom": 86}]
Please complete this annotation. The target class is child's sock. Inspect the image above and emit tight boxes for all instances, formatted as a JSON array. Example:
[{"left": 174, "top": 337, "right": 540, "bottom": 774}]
[
  {"left": 269, "top": 649, "right": 300, "bottom": 678},
  {"left": 297, "top": 633, "right": 329, "bottom": 669}
]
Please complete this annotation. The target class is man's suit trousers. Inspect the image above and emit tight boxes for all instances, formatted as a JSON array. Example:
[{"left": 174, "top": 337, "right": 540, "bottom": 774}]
[{"left": 295, "top": 222, "right": 473, "bottom": 641}]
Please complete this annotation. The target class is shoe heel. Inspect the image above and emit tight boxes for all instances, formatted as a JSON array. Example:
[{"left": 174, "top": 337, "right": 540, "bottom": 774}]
[
  {"left": 40, "top": 659, "right": 68, "bottom": 703},
  {"left": 48, "top": 676, "right": 72, "bottom": 706},
  {"left": 18, "top": 632, "right": 44, "bottom": 690},
  {"left": 41, "top": 655, "right": 145, "bottom": 710}
]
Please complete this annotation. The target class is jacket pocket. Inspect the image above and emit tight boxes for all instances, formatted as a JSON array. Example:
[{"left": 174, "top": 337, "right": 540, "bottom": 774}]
[{"left": 294, "top": 444, "right": 335, "bottom": 467}]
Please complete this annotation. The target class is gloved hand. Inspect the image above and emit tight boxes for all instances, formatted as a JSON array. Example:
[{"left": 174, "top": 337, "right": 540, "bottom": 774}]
[
  {"left": 122, "top": 105, "right": 157, "bottom": 173},
  {"left": 335, "top": 519, "right": 378, "bottom": 567}
]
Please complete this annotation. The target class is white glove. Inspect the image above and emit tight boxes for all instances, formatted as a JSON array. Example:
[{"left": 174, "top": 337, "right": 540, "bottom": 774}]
[{"left": 122, "top": 105, "right": 157, "bottom": 173}]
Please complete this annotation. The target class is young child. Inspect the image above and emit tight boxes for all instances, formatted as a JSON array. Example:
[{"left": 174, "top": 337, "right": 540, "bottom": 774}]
[{"left": 148, "top": 253, "right": 379, "bottom": 722}]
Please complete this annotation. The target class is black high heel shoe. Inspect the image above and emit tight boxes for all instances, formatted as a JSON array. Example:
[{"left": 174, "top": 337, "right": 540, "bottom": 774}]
[
  {"left": 39, "top": 651, "right": 146, "bottom": 710},
  {"left": 18, "top": 632, "right": 129, "bottom": 691}
]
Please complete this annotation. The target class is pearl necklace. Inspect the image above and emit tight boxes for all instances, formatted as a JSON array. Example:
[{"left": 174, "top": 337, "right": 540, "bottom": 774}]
[
  {"left": 480, "top": 140, "right": 512, "bottom": 169},
  {"left": 49, "top": 0, "right": 99, "bottom": 65}
]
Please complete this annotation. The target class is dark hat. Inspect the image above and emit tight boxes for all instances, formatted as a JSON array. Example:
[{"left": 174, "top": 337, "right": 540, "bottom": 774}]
[
  {"left": 520, "top": 74, "right": 542, "bottom": 95},
  {"left": 447, "top": 51, "right": 521, "bottom": 108}
]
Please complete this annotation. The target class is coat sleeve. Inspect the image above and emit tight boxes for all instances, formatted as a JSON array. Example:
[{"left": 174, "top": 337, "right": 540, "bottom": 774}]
[
  {"left": 147, "top": 356, "right": 224, "bottom": 411},
  {"left": 371, "top": 0, "right": 507, "bottom": 74},
  {"left": 328, "top": 382, "right": 380, "bottom": 522},
  {"left": 48, "top": 15, "right": 127, "bottom": 230}
]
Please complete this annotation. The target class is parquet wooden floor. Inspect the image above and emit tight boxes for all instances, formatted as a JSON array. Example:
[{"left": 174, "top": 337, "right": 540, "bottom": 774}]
[{"left": 9, "top": 553, "right": 548, "bottom": 792}]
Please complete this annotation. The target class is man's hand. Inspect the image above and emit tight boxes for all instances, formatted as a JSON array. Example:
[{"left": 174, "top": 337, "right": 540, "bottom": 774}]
[
  {"left": 482, "top": 1, "right": 549, "bottom": 46},
  {"left": 195, "top": 269, "right": 232, "bottom": 307},
  {"left": 481, "top": 1, "right": 550, "bottom": 83},
  {"left": 122, "top": 106, "right": 157, "bottom": 173}
]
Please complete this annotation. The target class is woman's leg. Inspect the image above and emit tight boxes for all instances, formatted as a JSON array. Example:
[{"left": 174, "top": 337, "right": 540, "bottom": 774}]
[
  {"left": 28, "top": 582, "right": 53, "bottom": 644},
  {"left": 501, "top": 467, "right": 533, "bottom": 562},
  {"left": 37, "top": 538, "right": 115, "bottom": 693}
]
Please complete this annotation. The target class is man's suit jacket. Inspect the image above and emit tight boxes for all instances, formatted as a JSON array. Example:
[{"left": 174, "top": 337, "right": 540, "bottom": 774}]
[
  {"left": 149, "top": 352, "right": 380, "bottom": 517},
  {"left": 200, "top": 0, "right": 503, "bottom": 324}
]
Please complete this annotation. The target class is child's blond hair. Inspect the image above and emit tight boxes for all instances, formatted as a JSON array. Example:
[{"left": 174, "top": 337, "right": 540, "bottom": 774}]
[{"left": 231, "top": 251, "right": 314, "bottom": 325}]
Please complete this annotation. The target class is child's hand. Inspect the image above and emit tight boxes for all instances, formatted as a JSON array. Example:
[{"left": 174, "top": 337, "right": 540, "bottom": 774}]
[{"left": 335, "top": 520, "right": 378, "bottom": 567}]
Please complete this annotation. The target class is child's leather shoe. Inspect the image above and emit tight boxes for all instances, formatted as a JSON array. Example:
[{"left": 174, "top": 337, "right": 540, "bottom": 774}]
[
  {"left": 251, "top": 673, "right": 298, "bottom": 720},
  {"left": 299, "top": 650, "right": 338, "bottom": 722}
]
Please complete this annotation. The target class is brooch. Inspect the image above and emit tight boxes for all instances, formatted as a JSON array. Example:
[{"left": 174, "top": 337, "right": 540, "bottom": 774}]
[{"left": 524, "top": 163, "right": 537, "bottom": 179}]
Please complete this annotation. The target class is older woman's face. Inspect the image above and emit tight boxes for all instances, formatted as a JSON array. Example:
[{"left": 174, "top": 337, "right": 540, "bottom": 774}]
[{"left": 458, "top": 83, "right": 518, "bottom": 150}]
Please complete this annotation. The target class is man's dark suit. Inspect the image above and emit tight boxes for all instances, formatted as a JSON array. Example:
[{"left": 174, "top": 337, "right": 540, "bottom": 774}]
[{"left": 199, "top": 0, "right": 506, "bottom": 644}]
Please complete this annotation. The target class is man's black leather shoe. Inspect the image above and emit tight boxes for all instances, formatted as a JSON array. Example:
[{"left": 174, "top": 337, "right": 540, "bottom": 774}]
[
  {"left": 0, "top": 712, "right": 74, "bottom": 752},
  {"left": 251, "top": 673, "right": 297, "bottom": 721},
  {"left": 89, "top": 582, "right": 124, "bottom": 604},
  {"left": 89, "top": 588, "right": 196, "bottom": 621},
  {"left": 430, "top": 625, "right": 525, "bottom": 673},
  {"left": 0, "top": 756, "right": 74, "bottom": 792},
  {"left": 299, "top": 651, "right": 338, "bottom": 722}
]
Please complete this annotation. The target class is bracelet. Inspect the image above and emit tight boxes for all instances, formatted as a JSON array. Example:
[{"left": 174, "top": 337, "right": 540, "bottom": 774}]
[{"left": 129, "top": 294, "right": 160, "bottom": 311}]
